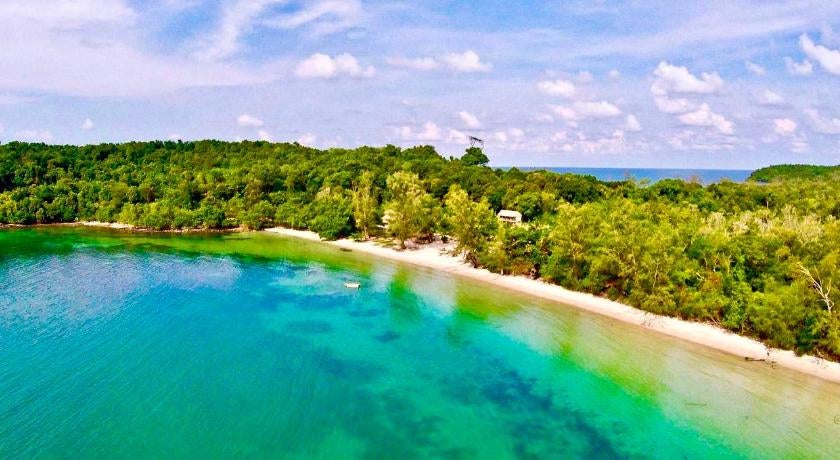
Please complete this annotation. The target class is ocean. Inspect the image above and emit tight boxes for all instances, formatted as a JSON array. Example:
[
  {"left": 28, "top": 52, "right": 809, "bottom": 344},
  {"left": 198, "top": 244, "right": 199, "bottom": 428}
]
[
  {"left": 2, "top": 228, "right": 838, "bottom": 458},
  {"left": 510, "top": 167, "right": 753, "bottom": 184}
]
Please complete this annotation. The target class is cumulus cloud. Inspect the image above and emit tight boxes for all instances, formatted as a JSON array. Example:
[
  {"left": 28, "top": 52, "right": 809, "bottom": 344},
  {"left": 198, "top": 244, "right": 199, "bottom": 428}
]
[
  {"left": 678, "top": 104, "right": 734, "bottom": 135},
  {"left": 552, "top": 101, "right": 622, "bottom": 121},
  {"left": 395, "top": 121, "right": 442, "bottom": 141},
  {"left": 386, "top": 56, "right": 439, "bottom": 71},
  {"left": 237, "top": 113, "right": 264, "bottom": 127},
  {"left": 457, "top": 111, "right": 481, "bottom": 129},
  {"left": 493, "top": 128, "right": 525, "bottom": 143},
  {"left": 804, "top": 108, "right": 840, "bottom": 134},
  {"left": 773, "top": 118, "right": 797, "bottom": 136},
  {"left": 536, "top": 79, "right": 576, "bottom": 98},
  {"left": 785, "top": 57, "right": 813, "bottom": 76},
  {"left": 447, "top": 128, "right": 469, "bottom": 144},
  {"left": 800, "top": 34, "right": 840, "bottom": 75},
  {"left": 608, "top": 69, "right": 621, "bottom": 79},
  {"left": 442, "top": 50, "right": 491, "bottom": 73},
  {"left": 651, "top": 62, "right": 724, "bottom": 96},
  {"left": 757, "top": 89, "right": 784, "bottom": 106},
  {"left": 81, "top": 118, "right": 94, "bottom": 130},
  {"left": 653, "top": 96, "right": 696, "bottom": 114},
  {"left": 295, "top": 53, "right": 375, "bottom": 79},
  {"left": 624, "top": 114, "right": 642, "bottom": 132},
  {"left": 257, "top": 130, "right": 272, "bottom": 141},
  {"left": 745, "top": 61, "right": 766, "bottom": 76}
]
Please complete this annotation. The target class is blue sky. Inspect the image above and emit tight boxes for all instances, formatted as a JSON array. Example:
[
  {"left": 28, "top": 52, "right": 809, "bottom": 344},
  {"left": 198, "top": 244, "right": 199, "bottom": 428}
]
[{"left": 2, "top": 1, "right": 840, "bottom": 168}]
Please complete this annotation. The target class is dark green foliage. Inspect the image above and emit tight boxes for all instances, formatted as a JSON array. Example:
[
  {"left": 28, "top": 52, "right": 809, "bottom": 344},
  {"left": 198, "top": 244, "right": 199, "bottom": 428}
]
[
  {"left": 460, "top": 147, "right": 489, "bottom": 166},
  {"left": 1, "top": 140, "right": 838, "bottom": 359},
  {"left": 749, "top": 164, "right": 840, "bottom": 182}
]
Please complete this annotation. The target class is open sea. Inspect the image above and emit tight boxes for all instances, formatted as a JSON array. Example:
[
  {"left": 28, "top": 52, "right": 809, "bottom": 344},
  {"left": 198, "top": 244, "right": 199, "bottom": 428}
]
[
  {"left": 512, "top": 167, "right": 753, "bottom": 184},
  {"left": 1, "top": 228, "right": 839, "bottom": 458}
]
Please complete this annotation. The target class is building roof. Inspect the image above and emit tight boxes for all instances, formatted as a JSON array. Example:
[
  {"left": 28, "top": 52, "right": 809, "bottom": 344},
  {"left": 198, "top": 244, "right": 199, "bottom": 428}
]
[{"left": 497, "top": 209, "right": 522, "bottom": 219}]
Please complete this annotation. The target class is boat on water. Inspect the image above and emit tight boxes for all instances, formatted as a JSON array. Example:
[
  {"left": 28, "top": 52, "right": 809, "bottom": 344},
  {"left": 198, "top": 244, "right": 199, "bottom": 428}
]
[{"left": 344, "top": 282, "right": 361, "bottom": 289}]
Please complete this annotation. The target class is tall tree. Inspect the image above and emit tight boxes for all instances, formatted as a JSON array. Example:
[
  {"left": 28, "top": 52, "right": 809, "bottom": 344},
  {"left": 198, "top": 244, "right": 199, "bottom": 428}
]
[
  {"left": 384, "top": 171, "right": 434, "bottom": 248},
  {"left": 444, "top": 185, "right": 496, "bottom": 266},
  {"left": 352, "top": 171, "right": 378, "bottom": 239}
]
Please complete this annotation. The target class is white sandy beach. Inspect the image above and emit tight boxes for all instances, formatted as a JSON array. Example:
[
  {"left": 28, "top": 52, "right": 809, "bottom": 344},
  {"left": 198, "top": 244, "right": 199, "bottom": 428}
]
[{"left": 264, "top": 227, "right": 840, "bottom": 384}]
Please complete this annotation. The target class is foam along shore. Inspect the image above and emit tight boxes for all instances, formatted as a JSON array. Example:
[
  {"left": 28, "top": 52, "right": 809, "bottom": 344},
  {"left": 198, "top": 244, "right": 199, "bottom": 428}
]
[{"left": 264, "top": 227, "right": 840, "bottom": 384}]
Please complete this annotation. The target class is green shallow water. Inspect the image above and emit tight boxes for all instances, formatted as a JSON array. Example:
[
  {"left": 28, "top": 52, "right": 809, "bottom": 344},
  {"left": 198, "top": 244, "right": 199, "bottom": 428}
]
[{"left": 1, "top": 228, "right": 839, "bottom": 459}]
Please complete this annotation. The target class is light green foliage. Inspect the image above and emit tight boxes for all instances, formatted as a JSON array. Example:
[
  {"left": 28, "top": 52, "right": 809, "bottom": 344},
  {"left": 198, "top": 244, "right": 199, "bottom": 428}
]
[
  {"left": 383, "top": 171, "right": 437, "bottom": 248},
  {"left": 444, "top": 185, "right": 496, "bottom": 265},
  {"left": 352, "top": 171, "right": 378, "bottom": 239},
  {"left": 309, "top": 187, "right": 353, "bottom": 240}
]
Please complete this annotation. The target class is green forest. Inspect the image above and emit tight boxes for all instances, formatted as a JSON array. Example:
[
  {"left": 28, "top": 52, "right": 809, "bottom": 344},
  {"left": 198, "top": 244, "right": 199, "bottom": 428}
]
[{"left": 1, "top": 140, "right": 838, "bottom": 360}]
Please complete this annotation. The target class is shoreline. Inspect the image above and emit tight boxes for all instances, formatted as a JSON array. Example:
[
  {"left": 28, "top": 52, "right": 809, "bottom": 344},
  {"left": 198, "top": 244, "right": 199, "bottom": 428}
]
[
  {"left": 3, "top": 221, "right": 838, "bottom": 383},
  {"left": 264, "top": 227, "right": 840, "bottom": 384}
]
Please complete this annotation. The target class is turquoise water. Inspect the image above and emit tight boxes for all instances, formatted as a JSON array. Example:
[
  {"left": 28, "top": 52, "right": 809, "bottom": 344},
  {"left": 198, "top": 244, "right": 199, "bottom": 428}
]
[{"left": 1, "top": 228, "right": 839, "bottom": 458}]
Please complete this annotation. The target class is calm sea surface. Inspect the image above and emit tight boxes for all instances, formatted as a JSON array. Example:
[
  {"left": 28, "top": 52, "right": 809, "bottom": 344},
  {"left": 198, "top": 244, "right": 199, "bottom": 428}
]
[
  {"left": 1, "top": 228, "right": 839, "bottom": 458},
  {"left": 512, "top": 167, "right": 753, "bottom": 183}
]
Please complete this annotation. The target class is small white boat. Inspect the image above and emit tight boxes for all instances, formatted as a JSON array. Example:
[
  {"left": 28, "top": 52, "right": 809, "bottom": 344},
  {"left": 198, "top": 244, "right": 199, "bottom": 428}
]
[{"left": 344, "top": 282, "right": 361, "bottom": 289}]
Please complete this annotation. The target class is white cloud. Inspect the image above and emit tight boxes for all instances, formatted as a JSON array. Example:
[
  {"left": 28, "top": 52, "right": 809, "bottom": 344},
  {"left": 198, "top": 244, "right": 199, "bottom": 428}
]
[
  {"left": 536, "top": 79, "right": 576, "bottom": 98},
  {"left": 15, "top": 129, "right": 53, "bottom": 143},
  {"left": 193, "top": 0, "right": 284, "bottom": 62},
  {"left": 447, "top": 128, "right": 469, "bottom": 144},
  {"left": 295, "top": 53, "right": 375, "bottom": 79},
  {"left": 653, "top": 96, "right": 696, "bottom": 114},
  {"left": 262, "top": 0, "right": 361, "bottom": 35},
  {"left": 678, "top": 104, "right": 734, "bottom": 135},
  {"left": 577, "top": 71, "right": 594, "bottom": 83},
  {"left": 800, "top": 34, "right": 840, "bottom": 75},
  {"left": 442, "top": 50, "right": 491, "bottom": 73},
  {"left": 0, "top": 0, "right": 135, "bottom": 27},
  {"left": 0, "top": 7, "right": 270, "bottom": 98},
  {"left": 757, "top": 89, "right": 784, "bottom": 106},
  {"left": 395, "top": 121, "right": 442, "bottom": 141},
  {"left": 624, "top": 114, "right": 642, "bottom": 132},
  {"left": 607, "top": 69, "right": 621, "bottom": 79},
  {"left": 552, "top": 101, "right": 622, "bottom": 120},
  {"left": 298, "top": 132, "right": 317, "bottom": 147},
  {"left": 534, "top": 113, "right": 554, "bottom": 123},
  {"left": 785, "top": 57, "right": 813, "bottom": 76},
  {"left": 804, "top": 108, "right": 840, "bottom": 134},
  {"left": 493, "top": 128, "right": 524, "bottom": 143},
  {"left": 386, "top": 57, "right": 439, "bottom": 71},
  {"left": 168, "top": 133, "right": 183, "bottom": 141},
  {"left": 745, "top": 61, "right": 766, "bottom": 76},
  {"left": 457, "top": 111, "right": 481, "bottom": 129},
  {"left": 257, "top": 129, "right": 272, "bottom": 141},
  {"left": 237, "top": 113, "right": 264, "bottom": 127},
  {"left": 81, "top": 118, "right": 94, "bottom": 130},
  {"left": 651, "top": 62, "right": 724, "bottom": 96},
  {"left": 773, "top": 118, "right": 797, "bottom": 136}
]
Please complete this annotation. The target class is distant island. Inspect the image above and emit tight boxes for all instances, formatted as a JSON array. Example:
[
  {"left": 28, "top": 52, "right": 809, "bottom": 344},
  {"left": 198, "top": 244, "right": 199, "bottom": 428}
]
[
  {"left": 1, "top": 141, "right": 838, "bottom": 362},
  {"left": 748, "top": 164, "right": 840, "bottom": 182}
]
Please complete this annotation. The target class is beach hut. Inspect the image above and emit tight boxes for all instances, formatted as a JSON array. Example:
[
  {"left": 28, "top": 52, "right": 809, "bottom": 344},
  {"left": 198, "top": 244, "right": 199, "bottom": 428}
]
[{"left": 497, "top": 209, "right": 522, "bottom": 224}]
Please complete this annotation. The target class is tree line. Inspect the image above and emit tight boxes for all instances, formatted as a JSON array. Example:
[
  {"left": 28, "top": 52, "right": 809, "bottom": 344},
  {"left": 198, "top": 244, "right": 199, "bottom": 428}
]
[{"left": 1, "top": 140, "right": 838, "bottom": 359}]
